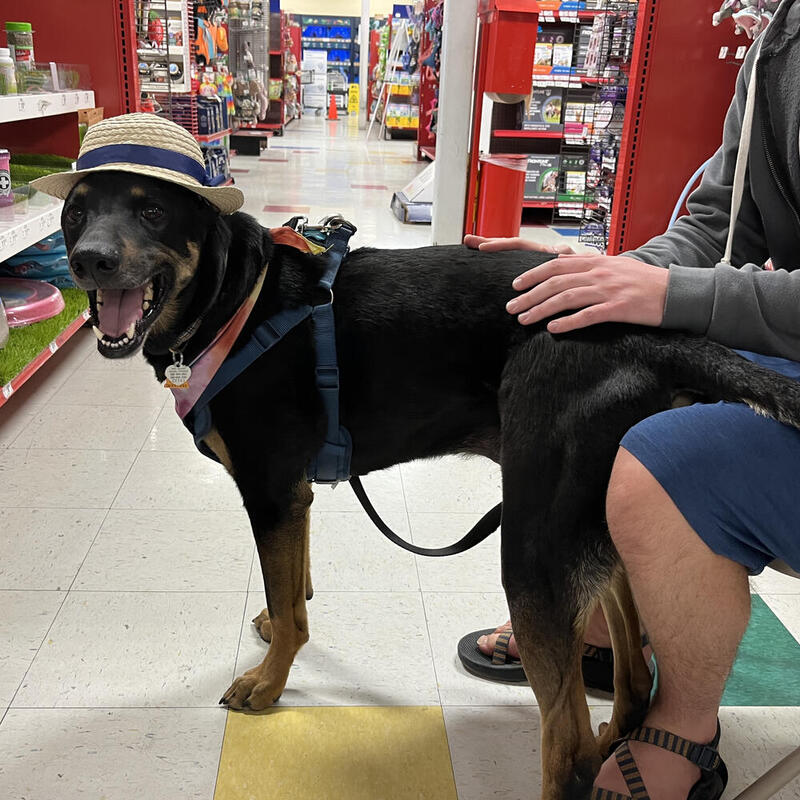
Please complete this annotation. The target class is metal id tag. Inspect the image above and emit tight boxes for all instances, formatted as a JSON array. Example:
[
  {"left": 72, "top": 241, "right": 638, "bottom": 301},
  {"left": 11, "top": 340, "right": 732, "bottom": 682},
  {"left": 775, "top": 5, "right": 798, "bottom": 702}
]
[{"left": 164, "top": 352, "right": 192, "bottom": 389}]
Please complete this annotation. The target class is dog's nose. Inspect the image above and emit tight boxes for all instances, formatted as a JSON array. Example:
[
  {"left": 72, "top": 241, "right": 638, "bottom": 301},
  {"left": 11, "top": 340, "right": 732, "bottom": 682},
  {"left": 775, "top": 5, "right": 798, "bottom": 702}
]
[{"left": 70, "top": 246, "right": 121, "bottom": 283}]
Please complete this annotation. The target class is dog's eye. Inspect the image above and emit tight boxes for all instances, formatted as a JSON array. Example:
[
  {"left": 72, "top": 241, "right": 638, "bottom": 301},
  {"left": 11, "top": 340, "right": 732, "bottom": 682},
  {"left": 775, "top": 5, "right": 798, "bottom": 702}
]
[
  {"left": 141, "top": 205, "right": 164, "bottom": 222},
  {"left": 65, "top": 206, "right": 84, "bottom": 224}
]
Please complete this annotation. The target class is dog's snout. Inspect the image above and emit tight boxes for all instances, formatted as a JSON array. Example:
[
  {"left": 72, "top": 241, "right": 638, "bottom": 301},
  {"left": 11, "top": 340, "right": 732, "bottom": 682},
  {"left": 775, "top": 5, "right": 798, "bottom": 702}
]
[{"left": 71, "top": 246, "right": 121, "bottom": 283}]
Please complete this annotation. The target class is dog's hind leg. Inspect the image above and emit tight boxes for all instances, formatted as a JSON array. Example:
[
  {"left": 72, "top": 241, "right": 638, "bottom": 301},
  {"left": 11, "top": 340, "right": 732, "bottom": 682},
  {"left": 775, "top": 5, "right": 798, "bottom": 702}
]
[
  {"left": 501, "top": 505, "right": 610, "bottom": 800},
  {"left": 221, "top": 480, "right": 313, "bottom": 711},
  {"left": 500, "top": 439, "right": 615, "bottom": 799},
  {"left": 597, "top": 567, "right": 652, "bottom": 753},
  {"left": 499, "top": 342, "right": 662, "bottom": 799}
]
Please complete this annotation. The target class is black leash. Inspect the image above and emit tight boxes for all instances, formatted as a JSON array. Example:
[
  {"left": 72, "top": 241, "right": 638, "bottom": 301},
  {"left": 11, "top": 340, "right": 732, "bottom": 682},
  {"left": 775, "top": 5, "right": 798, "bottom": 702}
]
[{"left": 349, "top": 476, "right": 502, "bottom": 557}]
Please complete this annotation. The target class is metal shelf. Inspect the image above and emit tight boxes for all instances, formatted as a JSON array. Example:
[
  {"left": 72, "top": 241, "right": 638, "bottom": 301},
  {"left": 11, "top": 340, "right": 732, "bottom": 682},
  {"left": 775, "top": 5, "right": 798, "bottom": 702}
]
[
  {"left": 301, "top": 36, "right": 352, "bottom": 43},
  {"left": 0, "top": 90, "right": 95, "bottom": 124},
  {"left": 494, "top": 129, "right": 563, "bottom": 139},
  {"left": 195, "top": 128, "right": 232, "bottom": 143},
  {"left": 137, "top": 46, "right": 185, "bottom": 58},
  {"left": 140, "top": 81, "right": 191, "bottom": 93}
]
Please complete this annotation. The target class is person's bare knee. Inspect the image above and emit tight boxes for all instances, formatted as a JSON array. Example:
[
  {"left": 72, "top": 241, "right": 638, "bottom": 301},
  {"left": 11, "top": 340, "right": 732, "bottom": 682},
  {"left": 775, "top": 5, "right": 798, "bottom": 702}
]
[{"left": 606, "top": 448, "right": 669, "bottom": 554}]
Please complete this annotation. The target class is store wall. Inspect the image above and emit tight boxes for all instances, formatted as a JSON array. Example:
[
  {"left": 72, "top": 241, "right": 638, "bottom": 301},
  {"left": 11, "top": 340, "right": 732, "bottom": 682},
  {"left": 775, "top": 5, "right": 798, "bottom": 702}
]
[{"left": 282, "top": 1, "right": 396, "bottom": 14}]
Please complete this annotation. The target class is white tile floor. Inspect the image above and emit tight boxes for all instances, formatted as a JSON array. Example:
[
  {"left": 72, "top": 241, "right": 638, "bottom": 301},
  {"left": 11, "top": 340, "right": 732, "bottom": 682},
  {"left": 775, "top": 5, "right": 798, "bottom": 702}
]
[{"left": 1, "top": 116, "right": 799, "bottom": 799}]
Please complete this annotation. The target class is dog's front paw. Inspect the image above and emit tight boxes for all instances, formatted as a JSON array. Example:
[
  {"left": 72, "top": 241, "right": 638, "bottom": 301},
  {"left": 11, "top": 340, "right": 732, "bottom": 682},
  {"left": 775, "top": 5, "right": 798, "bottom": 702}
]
[
  {"left": 252, "top": 608, "right": 272, "bottom": 643},
  {"left": 220, "top": 666, "right": 284, "bottom": 711}
]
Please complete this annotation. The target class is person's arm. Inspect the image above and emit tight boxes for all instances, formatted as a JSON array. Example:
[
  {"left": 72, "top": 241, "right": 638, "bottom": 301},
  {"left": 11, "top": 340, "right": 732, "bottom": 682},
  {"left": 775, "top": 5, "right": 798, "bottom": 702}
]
[
  {"left": 626, "top": 42, "right": 768, "bottom": 270},
  {"left": 664, "top": 263, "right": 800, "bottom": 360}
]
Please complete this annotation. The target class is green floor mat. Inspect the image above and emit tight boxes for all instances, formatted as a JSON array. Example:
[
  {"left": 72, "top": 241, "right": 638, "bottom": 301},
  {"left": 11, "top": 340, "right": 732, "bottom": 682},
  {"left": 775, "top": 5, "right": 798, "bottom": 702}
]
[{"left": 722, "top": 595, "right": 800, "bottom": 707}]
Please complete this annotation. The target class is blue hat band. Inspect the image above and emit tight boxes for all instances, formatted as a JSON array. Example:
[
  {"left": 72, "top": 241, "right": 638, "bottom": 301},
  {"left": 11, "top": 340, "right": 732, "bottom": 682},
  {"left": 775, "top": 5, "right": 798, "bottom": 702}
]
[{"left": 76, "top": 143, "right": 210, "bottom": 186}]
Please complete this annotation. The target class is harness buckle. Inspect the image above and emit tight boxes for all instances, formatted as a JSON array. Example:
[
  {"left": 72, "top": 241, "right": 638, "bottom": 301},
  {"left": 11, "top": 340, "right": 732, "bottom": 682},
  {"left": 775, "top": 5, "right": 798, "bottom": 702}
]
[
  {"left": 283, "top": 215, "right": 308, "bottom": 235},
  {"left": 687, "top": 744, "right": 721, "bottom": 771},
  {"left": 316, "top": 365, "right": 340, "bottom": 389},
  {"left": 319, "top": 214, "right": 357, "bottom": 235}
]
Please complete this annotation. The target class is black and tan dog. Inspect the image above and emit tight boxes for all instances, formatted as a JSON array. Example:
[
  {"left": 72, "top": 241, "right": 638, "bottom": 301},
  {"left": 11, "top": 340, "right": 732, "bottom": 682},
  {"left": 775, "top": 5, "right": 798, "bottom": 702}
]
[{"left": 61, "top": 171, "right": 800, "bottom": 799}]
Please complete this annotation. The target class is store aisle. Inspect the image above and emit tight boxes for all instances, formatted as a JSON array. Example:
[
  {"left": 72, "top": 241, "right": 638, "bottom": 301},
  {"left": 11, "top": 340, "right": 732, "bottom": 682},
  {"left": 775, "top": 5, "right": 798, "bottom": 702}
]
[{"left": 1, "top": 118, "right": 799, "bottom": 800}]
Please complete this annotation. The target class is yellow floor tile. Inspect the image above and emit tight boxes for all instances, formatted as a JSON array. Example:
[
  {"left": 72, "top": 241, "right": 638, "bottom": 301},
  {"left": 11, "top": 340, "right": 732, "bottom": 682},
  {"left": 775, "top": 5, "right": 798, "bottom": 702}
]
[{"left": 214, "top": 706, "right": 457, "bottom": 800}]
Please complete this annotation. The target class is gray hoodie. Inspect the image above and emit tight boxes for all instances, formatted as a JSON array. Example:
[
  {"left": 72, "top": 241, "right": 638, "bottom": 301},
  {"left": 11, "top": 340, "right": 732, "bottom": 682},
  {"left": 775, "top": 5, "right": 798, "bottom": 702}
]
[{"left": 628, "top": 0, "right": 800, "bottom": 361}]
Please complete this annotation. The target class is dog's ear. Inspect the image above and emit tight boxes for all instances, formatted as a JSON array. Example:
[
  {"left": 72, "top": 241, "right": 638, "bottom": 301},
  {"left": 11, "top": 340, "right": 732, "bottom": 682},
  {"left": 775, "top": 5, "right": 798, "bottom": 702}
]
[{"left": 197, "top": 213, "right": 233, "bottom": 300}]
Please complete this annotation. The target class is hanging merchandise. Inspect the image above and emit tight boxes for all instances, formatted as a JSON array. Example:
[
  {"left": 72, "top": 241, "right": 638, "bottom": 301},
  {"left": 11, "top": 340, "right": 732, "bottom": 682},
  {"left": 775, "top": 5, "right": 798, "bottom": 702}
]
[
  {"left": 229, "top": 15, "right": 270, "bottom": 125},
  {"left": 712, "top": 0, "right": 780, "bottom": 38},
  {"left": 416, "top": 0, "right": 442, "bottom": 160},
  {"left": 135, "top": 1, "right": 232, "bottom": 184}
]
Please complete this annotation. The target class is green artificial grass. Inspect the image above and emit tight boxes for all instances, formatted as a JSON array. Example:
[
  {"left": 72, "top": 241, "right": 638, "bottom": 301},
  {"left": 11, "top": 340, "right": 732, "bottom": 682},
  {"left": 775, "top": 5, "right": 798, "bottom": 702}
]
[
  {"left": 10, "top": 153, "right": 74, "bottom": 189},
  {"left": 0, "top": 288, "right": 89, "bottom": 386}
]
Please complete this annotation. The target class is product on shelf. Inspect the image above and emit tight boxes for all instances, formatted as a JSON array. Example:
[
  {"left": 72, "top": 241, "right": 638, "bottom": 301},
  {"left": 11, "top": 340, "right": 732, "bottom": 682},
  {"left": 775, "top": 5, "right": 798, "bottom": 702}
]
[
  {"left": 525, "top": 155, "right": 560, "bottom": 201},
  {"left": 523, "top": 89, "right": 563, "bottom": 131},
  {"left": 0, "top": 47, "right": 17, "bottom": 94},
  {"left": 5, "top": 21, "right": 35, "bottom": 71},
  {"left": 0, "top": 277, "right": 64, "bottom": 327},
  {"left": 0, "top": 149, "right": 10, "bottom": 207}
]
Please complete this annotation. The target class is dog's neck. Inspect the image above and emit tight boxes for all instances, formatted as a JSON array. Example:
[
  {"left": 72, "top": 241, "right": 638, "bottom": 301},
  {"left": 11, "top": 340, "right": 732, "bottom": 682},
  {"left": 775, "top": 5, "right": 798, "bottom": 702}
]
[{"left": 142, "top": 212, "right": 321, "bottom": 379}]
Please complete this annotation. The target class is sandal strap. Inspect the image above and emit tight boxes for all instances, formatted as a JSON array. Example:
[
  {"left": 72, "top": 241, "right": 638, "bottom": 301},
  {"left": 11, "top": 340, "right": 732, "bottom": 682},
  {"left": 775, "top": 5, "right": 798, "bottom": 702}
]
[
  {"left": 583, "top": 643, "right": 614, "bottom": 663},
  {"left": 582, "top": 633, "right": 648, "bottom": 665},
  {"left": 491, "top": 629, "right": 514, "bottom": 665},
  {"left": 591, "top": 787, "right": 634, "bottom": 800},
  {"left": 626, "top": 725, "right": 722, "bottom": 771},
  {"left": 615, "top": 740, "right": 651, "bottom": 800}
]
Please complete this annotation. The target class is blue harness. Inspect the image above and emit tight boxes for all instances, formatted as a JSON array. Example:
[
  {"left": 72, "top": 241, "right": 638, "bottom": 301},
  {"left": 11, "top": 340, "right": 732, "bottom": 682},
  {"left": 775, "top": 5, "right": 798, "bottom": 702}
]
[
  {"left": 181, "top": 215, "right": 502, "bottom": 558},
  {"left": 183, "top": 216, "right": 356, "bottom": 485}
]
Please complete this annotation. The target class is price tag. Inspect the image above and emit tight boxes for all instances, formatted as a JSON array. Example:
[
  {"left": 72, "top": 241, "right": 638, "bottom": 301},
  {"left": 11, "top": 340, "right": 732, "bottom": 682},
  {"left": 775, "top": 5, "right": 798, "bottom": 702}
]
[
  {"left": 49, "top": 341, "right": 59, "bottom": 354},
  {"left": 2, "top": 383, "right": 13, "bottom": 399},
  {"left": 736, "top": 45, "right": 747, "bottom": 59},
  {"left": 718, "top": 46, "right": 728, "bottom": 59}
]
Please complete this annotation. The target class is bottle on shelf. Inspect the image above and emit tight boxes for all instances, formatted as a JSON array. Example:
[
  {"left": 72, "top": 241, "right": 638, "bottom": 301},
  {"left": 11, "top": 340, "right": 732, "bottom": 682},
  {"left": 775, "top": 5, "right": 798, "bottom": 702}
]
[{"left": 0, "top": 48, "right": 17, "bottom": 95}]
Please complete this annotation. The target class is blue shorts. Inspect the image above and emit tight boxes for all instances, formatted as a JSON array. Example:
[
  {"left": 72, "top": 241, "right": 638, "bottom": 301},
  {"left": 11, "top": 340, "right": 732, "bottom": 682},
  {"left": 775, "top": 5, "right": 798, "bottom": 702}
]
[{"left": 621, "top": 350, "right": 800, "bottom": 574}]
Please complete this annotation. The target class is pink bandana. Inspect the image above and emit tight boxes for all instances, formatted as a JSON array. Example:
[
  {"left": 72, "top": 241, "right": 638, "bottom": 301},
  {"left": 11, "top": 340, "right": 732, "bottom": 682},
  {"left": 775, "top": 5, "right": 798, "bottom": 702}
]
[{"left": 168, "top": 227, "right": 320, "bottom": 419}]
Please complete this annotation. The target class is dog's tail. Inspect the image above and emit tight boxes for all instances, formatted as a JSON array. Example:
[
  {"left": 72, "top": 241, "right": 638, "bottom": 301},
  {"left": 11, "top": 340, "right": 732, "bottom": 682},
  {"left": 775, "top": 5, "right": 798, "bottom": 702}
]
[{"left": 650, "top": 335, "right": 800, "bottom": 430}]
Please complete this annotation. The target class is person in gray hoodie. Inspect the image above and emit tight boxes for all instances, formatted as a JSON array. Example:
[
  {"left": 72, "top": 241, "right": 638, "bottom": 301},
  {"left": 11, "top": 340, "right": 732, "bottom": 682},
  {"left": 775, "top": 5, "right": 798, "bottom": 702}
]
[{"left": 463, "top": 3, "right": 800, "bottom": 797}]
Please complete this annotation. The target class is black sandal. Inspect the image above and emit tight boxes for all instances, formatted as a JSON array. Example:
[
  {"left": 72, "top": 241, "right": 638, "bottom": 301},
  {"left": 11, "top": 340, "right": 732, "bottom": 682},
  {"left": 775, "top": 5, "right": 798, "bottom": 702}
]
[
  {"left": 457, "top": 627, "right": 647, "bottom": 692},
  {"left": 592, "top": 722, "right": 728, "bottom": 800}
]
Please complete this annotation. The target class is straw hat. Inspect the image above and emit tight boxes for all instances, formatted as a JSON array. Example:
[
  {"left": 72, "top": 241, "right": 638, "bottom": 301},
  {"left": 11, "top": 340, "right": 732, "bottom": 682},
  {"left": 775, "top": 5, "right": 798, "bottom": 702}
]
[{"left": 31, "top": 112, "right": 244, "bottom": 214}]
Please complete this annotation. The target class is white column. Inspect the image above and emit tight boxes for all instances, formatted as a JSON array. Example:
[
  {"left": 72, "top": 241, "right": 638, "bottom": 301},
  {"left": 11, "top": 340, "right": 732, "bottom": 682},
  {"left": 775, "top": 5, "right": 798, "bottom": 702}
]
[
  {"left": 359, "top": 0, "right": 370, "bottom": 129},
  {"left": 431, "top": 0, "right": 480, "bottom": 245}
]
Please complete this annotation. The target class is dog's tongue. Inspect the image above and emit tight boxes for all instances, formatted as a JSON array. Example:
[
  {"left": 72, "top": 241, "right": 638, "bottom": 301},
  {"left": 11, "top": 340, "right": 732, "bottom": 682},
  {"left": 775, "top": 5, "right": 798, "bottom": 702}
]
[{"left": 97, "top": 288, "right": 144, "bottom": 338}]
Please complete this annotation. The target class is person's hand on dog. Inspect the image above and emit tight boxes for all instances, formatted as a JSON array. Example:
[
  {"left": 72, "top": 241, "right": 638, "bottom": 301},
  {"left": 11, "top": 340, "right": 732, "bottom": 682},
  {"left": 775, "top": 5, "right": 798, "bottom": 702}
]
[
  {"left": 463, "top": 234, "right": 575, "bottom": 255},
  {"left": 506, "top": 253, "right": 669, "bottom": 333}
]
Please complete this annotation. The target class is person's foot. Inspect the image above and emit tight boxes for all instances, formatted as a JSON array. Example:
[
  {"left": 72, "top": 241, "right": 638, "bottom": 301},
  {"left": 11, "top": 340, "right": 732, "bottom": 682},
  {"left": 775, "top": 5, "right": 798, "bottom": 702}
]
[
  {"left": 477, "top": 608, "right": 614, "bottom": 660},
  {"left": 476, "top": 621, "right": 521, "bottom": 659},
  {"left": 593, "top": 715, "right": 722, "bottom": 800},
  {"left": 594, "top": 739, "right": 701, "bottom": 800}
]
